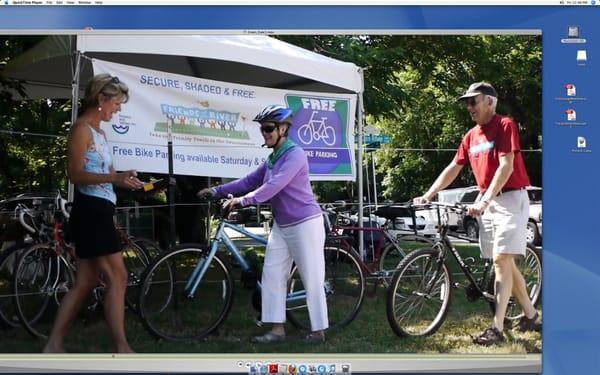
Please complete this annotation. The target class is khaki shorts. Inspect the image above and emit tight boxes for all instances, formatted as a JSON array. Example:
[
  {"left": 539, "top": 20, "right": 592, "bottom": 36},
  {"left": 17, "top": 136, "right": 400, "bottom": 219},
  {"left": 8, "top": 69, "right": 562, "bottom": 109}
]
[{"left": 478, "top": 189, "right": 529, "bottom": 259}]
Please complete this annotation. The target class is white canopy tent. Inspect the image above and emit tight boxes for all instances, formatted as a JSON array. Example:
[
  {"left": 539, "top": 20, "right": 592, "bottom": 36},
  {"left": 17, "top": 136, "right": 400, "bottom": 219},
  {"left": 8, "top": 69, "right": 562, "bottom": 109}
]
[
  {"left": 4, "top": 34, "right": 368, "bottom": 252},
  {"left": 5, "top": 34, "right": 363, "bottom": 98}
]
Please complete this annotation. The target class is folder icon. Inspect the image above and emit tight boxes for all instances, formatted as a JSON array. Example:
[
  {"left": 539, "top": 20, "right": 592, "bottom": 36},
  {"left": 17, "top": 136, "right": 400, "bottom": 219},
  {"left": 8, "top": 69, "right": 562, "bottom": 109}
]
[{"left": 577, "top": 50, "right": 587, "bottom": 63}]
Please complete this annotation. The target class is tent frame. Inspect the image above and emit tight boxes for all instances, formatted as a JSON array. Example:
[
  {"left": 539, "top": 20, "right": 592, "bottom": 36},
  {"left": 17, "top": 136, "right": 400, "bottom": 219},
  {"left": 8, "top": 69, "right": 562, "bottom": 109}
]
[{"left": 67, "top": 44, "right": 367, "bottom": 256}]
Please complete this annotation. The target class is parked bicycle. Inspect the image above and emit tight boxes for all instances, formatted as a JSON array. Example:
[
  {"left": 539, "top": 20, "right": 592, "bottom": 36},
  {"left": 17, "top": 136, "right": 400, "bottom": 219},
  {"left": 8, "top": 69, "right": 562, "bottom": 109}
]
[
  {"left": 137, "top": 198, "right": 365, "bottom": 342},
  {"left": 323, "top": 203, "right": 433, "bottom": 288},
  {"left": 7, "top": 192, "right": 152, "bottom": 339},
  {"left": 386, "top": 202, "right": 542, "bottom": 337}
]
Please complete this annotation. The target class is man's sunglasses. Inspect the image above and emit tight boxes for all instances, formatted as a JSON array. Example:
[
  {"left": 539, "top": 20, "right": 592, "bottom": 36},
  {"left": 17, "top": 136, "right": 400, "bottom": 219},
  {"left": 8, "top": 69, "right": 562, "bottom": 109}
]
[
  {"left": 464, "top": 97, "right": 480, "bottom": 106},
  {"left": 260, "top": 124, "right": 278, "bottom": 134}
]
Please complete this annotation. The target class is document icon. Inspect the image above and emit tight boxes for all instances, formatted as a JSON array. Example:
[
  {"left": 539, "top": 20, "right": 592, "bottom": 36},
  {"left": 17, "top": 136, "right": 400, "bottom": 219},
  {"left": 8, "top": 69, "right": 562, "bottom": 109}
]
[
  {"left": 577, "top": 137, "right": 586, "bottom": 148},
  {"left": 565, "top": 109, "right": 576, "bottom": 121},
  {"left": 577, "top": 50, "right": 587, "bottom": 63},
  {"left": 565, "top": 84, "right": 576, "bottom": 96}
]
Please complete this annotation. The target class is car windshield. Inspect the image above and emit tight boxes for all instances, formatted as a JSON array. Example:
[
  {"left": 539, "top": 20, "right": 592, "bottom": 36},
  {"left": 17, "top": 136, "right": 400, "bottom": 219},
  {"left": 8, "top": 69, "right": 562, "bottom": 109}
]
[{"left": 528, "top": 188, "right": 542, "bottom": 202}]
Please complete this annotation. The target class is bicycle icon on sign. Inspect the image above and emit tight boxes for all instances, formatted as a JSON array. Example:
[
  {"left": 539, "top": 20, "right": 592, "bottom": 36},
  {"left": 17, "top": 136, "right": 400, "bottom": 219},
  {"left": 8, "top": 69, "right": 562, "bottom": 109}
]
[{"left": 297, "top": 110, "right": 336, "bottom": 146}]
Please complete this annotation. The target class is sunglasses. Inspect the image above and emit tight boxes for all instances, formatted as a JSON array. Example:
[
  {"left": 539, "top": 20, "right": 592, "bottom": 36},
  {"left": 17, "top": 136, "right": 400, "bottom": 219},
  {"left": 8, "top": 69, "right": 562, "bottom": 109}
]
[
  {"left": 101, "top": 76, "right": 127, "bottom": 93},
  {"left": 260, "top": 124, "right": 278, "bottom": 134},
  {"left": 464, "top": 97, "right": 480, "bottom": 107}
]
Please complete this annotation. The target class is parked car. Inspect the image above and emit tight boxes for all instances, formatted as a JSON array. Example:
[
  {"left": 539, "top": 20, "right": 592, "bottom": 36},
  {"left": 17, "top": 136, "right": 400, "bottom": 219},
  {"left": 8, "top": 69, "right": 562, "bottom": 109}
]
[
  {"left": 227, "top": 205, "right": 272, "bottom": 226},
  {"left": 459, "top": 186, "right": 542, "bottom": 246},
  {"left": 349, "top": 204, "right": 437, "bottom": 238}
]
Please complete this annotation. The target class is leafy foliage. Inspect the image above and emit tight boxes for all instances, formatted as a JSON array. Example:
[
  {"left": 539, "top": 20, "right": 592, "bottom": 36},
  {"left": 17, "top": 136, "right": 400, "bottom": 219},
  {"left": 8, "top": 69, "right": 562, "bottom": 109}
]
[
  {"left": 1, "top": 36, "right": 70, "bottom": 195},
  {"left": 281, "top": 35, "right": 541, "bottom": 202}
]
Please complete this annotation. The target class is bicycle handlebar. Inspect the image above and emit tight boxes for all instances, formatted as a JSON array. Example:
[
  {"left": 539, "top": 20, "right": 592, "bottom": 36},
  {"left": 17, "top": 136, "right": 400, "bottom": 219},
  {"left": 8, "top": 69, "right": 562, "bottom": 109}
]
[
  {"left": 411, "top": 201, "right": 468, "bottom": 213},
  {"left": 17, "top": 206, "right": 37, "bottom": 234}
]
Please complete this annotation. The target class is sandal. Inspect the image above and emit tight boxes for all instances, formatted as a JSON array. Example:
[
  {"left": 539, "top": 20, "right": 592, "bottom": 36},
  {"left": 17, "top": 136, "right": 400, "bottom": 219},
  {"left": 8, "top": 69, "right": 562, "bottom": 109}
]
[
  {"left": 473, "top": 327, "right": 504, "bottom": 346},
  {"left": 515, "top": 311, "right": 542, "bottom": 332}
]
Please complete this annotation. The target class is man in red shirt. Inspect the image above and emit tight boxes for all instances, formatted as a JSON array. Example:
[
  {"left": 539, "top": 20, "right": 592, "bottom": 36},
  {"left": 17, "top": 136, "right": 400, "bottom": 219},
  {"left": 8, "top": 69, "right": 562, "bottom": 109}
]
[{"left": 414, "top": 82, "right": 541, "bottom": 345}]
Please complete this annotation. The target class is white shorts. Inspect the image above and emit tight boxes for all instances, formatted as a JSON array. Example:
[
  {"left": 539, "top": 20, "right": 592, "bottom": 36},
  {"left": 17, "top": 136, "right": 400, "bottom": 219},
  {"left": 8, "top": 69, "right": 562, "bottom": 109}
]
[{"left": 478, "top": 189, "right": 529, "bottom": 259}]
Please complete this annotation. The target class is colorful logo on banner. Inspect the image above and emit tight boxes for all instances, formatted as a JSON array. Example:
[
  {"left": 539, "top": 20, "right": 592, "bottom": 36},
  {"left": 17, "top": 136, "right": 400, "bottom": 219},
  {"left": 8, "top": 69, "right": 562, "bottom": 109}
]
[
  {"left": 286, "top": 95, "right": 352, "bottom": 176},
  {"left": 152, "top": 103, "right": 249, "bottom": 140},
  {"left": 112, "top": 123, "right": 129, "bottom": 134}
]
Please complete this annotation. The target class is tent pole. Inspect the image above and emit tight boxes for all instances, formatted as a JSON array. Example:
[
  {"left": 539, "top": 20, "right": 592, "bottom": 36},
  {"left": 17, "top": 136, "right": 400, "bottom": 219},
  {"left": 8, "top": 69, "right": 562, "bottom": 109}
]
[
  {"left": 357, "top": 69, "right": 365, "bottom": 260},
  {"left": 372, "top": 153, "right": 378, "bottom": 209},
  {"left": 67, "top": 49, "right": 82, "bottom": 203},
  {"left": 167, "top": 121, "right": 176, "bottom": 249}
]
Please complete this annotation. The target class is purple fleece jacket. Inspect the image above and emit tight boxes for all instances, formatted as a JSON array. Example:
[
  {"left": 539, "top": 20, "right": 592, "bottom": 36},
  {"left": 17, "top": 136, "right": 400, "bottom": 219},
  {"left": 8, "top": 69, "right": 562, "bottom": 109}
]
[{"left": 213, "top": 147, "right": 322, "bottom": 227}]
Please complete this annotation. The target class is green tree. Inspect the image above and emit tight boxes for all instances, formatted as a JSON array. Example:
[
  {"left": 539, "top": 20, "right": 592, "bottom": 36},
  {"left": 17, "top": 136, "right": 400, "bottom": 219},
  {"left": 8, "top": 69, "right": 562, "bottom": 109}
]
[{"left": 1, "top": 36, "right": 70, "bottom": 196}]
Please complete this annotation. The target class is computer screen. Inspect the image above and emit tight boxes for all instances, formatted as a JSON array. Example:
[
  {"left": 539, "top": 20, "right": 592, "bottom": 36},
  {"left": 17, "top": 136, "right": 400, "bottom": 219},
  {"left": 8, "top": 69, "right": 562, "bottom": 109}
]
[{"left": 0, "top": 2, "right": 597, "bottom": 375}]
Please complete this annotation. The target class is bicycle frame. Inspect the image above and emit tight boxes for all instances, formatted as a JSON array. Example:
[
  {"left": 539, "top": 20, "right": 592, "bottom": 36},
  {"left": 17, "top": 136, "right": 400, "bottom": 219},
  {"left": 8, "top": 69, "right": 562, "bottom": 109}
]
[
  {"left": 184, "top": 218, "right": 313, "bottom": 306},
  {"left": 420, "top": 204, "right": 495, "bottom": 302}
]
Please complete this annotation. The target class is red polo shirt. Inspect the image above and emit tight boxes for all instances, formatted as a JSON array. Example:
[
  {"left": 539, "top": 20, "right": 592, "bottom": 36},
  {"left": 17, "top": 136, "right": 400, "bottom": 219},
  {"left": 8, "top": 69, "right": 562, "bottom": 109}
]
[{"left": 454, "top": 114, "right": 530, "bottom": 194}]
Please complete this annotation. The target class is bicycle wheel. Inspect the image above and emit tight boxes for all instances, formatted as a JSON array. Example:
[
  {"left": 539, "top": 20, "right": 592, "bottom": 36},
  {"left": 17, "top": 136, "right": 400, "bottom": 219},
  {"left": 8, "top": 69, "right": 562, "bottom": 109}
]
[
  {"left": 0, "top": 242, "right": 31, "bottom": 328},
  {"left": 13, "top": 243, "right": 74, "bottom": 339},
  {"left": 287, "top": 246, "right": 365, "bottom": 331},
  {"left": 138, "top": 244, "right": 234, "bottom": 341},
  {"left": 122, "top": 240, "right": 150, "bottom": 314},
  {"left": 132, "top": 237, "right": 163, "bottom": 259},
  {"left": 386, "top": 247, "right": 453, "bottom": 337},
  {"left": 487, "top": 244, "right": 542, "bottom": 321},
  {"left": 378, "top": 242, "right": 407, "bottom": 287}
]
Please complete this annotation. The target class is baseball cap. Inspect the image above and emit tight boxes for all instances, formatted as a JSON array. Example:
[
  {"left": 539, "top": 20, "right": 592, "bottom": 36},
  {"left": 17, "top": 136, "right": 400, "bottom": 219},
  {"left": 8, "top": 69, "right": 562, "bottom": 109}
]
[{"left": 457, "top": 82, "right": 498, "bottom": 101}]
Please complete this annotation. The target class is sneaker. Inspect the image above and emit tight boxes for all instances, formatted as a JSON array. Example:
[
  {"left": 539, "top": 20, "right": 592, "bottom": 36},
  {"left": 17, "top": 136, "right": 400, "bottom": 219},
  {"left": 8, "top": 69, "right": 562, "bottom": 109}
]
[
  {"left": 516, "top": 311, "right": 542, "bottom": 332},
  {"left": 473, "top": 327, "right": 504, "bottom": 346},
  {"left": 250, "top": 332, "right": 285, "bottom": 344},
  {"left": 303, "top": 332, "right": 325, "bottom": 343}
]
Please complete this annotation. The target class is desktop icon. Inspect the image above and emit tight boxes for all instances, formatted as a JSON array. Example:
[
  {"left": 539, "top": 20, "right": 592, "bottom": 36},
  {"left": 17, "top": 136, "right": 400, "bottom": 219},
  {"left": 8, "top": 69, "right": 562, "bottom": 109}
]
[
  {"left": 288, "top": 364, "right": 297, "bottom": 374},
  {"left": 316, "top": 364, "right": 327, "bottom": 374},
  {"left": 268, "top": 363, "right": 279, "bottom": 374},
  {"left": 309, "top": 365, "right": 317, "bottom": 373},
  {"left": 329, "top": 364, "right": 337, "bottom": 373},
  {"left": 278, "top": 364, "right": 288, "bottom": 373},
  {"left": 577, "top": 136, "right": 586, "bottom": 148},
  {"left": 577, "top": 50, "right": 587, "bottom": 63},
  {"left": 298, "top": 364, "right": 308, "bottom": 374},
  {"left": 565, "top": 109, "right": 576, "bottom": 121},
  {"left": 260, "top": 365, "right": 269, "bottom": 374},
  {"left": 341, "top": 364, "right": 351, "bottom": 373},
  {"left": 568, "top": 26, "right": 579, "bottom": 38},
  {"left": 250, "top": 366, "right": 258, "bottom": 374},
  {"left": 565, "top": 84, "right": 576, "bottom": 96}
]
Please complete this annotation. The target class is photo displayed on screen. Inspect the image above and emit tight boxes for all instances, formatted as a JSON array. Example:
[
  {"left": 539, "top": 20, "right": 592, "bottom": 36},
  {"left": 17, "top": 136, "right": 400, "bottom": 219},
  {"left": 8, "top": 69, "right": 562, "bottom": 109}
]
[{"left": 0, "top": 32, "right": 541, "bottom": 357}]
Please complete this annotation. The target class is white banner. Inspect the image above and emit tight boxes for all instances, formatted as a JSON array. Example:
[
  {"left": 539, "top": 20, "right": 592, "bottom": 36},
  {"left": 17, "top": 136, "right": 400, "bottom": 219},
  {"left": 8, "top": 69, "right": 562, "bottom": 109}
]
[{"left": 93, "top": 59, "right": 357, "bottom": 181}]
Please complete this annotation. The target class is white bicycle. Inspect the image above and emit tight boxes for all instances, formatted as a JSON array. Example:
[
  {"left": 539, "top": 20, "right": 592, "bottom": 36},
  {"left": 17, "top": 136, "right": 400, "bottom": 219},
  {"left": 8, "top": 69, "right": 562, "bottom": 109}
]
[{"left": 297, "top": 110, "right": 336, "bottom": 146}]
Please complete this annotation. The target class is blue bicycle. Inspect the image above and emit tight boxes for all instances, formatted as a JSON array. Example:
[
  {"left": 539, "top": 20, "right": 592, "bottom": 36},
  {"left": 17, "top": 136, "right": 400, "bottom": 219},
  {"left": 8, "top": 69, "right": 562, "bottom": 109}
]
[{"left": 137, "top": 200, "right": 365, "bottom": 342}]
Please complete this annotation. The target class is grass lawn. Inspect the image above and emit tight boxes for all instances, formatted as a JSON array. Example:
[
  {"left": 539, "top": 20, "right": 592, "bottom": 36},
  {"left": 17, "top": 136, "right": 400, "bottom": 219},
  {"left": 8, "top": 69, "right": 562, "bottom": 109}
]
[{"left": 0, "top": 244, "right": 541, "bottom": 354}]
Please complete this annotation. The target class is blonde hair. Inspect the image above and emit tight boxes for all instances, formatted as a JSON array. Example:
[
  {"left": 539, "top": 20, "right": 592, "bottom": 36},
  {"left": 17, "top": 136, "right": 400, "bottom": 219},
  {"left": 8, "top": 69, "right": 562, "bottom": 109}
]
[{"left": 81, "top": 73, "right": 129, "bottom": 112}]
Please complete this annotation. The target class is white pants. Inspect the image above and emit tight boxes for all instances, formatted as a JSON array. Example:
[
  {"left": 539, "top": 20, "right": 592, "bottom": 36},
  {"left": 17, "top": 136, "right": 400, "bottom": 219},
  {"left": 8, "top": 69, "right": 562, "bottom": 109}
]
[{"left": 261, "top": 215, "right": 328, "bottom": 331}]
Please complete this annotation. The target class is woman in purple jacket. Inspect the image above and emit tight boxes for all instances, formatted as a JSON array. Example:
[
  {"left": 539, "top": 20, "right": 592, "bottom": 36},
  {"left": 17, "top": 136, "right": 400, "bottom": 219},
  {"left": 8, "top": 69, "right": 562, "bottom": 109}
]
[{"left": 198, "top": 105, "right": 327, "bottom": 343}]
